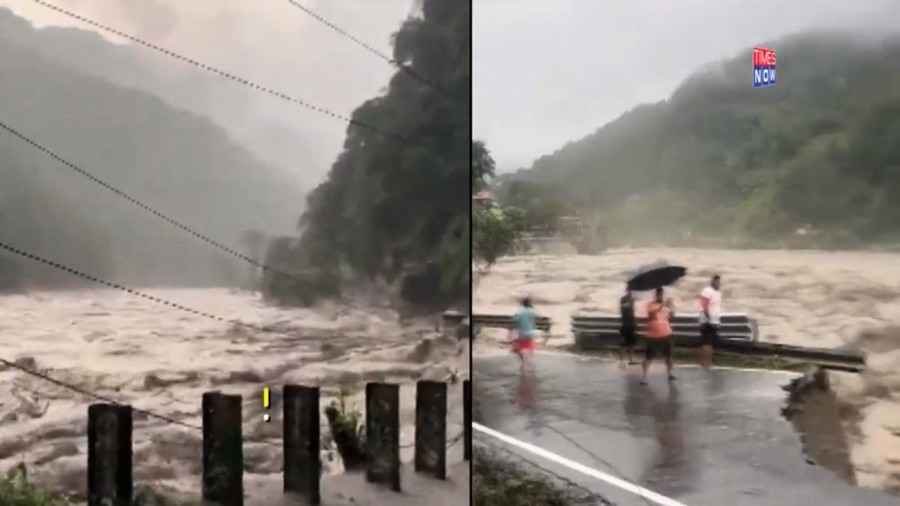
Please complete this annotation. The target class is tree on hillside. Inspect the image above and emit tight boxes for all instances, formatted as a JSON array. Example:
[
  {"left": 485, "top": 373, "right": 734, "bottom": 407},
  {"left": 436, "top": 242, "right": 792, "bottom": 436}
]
[
  {"left": 473, "top": 140, "right": 495, "bottom": 193},
  {"left": 473, "top": 206, "right": 525, "bottom": 270},
  {"left": 272, "top": 0, "right": 470, "bottom": 305},
  {"left": 472, "top": 144, "right": 526, "bottom": 268},
  {"left": 498, "top": 180, "right": 573, "bottom": 233}
]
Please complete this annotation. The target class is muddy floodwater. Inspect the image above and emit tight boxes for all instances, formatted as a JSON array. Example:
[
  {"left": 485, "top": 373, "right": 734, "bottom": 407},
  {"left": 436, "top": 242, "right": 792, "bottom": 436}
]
[
  {"left": 474, "top": 247, "right": 900, "bottom": 494},
  {"left": 0, "top": 287, "right": 469, "bottom": 504}
]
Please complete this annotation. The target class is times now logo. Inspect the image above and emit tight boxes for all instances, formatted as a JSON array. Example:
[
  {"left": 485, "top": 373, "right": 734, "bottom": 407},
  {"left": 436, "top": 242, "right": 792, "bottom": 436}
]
[{"left": 753, "top": 47, "right": 777, "bottom": 88}]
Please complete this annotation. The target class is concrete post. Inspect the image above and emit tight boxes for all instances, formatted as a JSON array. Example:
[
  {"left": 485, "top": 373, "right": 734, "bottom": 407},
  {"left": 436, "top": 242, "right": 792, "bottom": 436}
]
[
  {"left": 88, "top": 404, "right": 133, "bottom": 506},
  {"left": 283, "top": 385, "right": 321, "bottom": 504},
  {"left": 202, "top": 392, "right": 243, "bottom": 506},
  {"left": 365, "top": 383, "right": 400, "bottom": 491},
  {"left": 414, "top": 381, "right": 447, "bottom": 479}
]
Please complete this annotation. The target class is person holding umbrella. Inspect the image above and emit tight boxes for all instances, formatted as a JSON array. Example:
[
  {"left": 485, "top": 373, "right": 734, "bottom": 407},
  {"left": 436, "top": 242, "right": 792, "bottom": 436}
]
[
  {"left": 627, "top": 263, "right": 686, "bottom": 384},
  {"left": 642, "top": 287, "right": 676, "bottom": 384}
]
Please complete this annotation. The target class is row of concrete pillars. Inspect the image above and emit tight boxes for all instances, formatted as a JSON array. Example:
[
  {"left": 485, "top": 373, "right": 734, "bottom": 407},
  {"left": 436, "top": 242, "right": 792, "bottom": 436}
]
[{"left": 88, "top": 379, "right": 471, "bottom": 506}]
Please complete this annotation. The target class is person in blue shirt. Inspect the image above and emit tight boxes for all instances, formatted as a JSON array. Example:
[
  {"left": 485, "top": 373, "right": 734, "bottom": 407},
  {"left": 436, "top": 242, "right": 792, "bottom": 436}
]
[{"left": 511, "top": 296, "right": 538, "bottom": 369}]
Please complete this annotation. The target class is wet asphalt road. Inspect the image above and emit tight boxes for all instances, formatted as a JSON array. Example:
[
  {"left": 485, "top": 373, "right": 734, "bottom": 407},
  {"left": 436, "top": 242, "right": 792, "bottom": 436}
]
[{"left": 474, "top": 352, "right": 898, "bottom": 506}]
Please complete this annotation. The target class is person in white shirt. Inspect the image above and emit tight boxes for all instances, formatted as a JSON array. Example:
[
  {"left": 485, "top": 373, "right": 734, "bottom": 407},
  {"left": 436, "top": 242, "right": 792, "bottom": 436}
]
[{"left": 698, "top": 274, "right": 722, "bottom": 368}]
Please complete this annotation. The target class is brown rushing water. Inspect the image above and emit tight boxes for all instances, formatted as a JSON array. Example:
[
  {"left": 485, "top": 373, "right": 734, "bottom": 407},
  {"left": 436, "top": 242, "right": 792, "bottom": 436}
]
[{"left": 0, "top": 287, "right": 469, "bottom": 503}]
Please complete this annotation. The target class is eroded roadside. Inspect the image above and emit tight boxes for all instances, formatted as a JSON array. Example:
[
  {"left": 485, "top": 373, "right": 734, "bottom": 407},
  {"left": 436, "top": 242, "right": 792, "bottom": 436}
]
[{"left": 783, "top": 366, "right": 900, "bottom": 495}]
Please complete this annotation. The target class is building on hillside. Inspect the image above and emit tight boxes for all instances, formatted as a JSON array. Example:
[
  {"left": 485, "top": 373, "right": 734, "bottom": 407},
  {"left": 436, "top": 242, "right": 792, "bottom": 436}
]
[{"left": 473, "top": 190, "right": 495, "bottom": 209}]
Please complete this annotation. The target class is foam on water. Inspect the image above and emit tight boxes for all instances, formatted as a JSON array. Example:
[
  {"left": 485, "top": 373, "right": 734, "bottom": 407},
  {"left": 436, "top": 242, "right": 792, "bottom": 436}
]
[{"left": 0, "top": 287, "right": 469, "bottom": 502}]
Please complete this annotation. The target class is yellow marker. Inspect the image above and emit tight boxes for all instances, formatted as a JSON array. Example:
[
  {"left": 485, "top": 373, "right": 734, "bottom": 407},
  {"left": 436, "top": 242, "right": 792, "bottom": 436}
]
[{"left": 263, "top": 386, "right": 271, "bottom": 422}]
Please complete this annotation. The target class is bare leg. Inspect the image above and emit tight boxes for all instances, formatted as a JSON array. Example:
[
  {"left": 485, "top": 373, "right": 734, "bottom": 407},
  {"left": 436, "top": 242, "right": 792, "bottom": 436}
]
[
  {"left": 641, "top": 358, "right": 650, "bottom": 384},
  {"left": 700, "top": 345, "right": 712, "bottom": 368},
  {"left": 666, "top": 356, "right": 675, "bottom": 380}
]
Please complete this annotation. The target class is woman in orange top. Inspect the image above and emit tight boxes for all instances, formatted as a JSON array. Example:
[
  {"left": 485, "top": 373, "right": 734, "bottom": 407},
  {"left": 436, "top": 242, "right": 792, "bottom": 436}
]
[{"left": 642, "top": 287, "right": 676, "bottom": 384}]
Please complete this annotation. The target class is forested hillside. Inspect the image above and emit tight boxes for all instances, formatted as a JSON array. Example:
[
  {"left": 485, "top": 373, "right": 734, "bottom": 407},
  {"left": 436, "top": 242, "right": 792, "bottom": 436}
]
[
  {"left": 0, "top": 25, "right": 304, "bottom": 289},
  {"left": 268, "top": 0, "right": 470, "bottom": 306},
  {"left": 498, "top": 31, "right": 900, "bottom": 248}
]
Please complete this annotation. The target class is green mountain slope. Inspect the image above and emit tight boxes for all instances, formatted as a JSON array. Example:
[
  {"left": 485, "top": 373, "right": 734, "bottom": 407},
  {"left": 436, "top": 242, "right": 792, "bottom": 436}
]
[{"left": 500, "top": 31, "right": 900, "bottom": 248}]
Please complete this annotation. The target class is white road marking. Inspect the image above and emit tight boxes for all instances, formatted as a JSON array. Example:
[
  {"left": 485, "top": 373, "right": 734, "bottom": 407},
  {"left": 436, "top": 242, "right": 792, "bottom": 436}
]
[{"left": 474, "top": 422, "right": 690, "bottom": 506}]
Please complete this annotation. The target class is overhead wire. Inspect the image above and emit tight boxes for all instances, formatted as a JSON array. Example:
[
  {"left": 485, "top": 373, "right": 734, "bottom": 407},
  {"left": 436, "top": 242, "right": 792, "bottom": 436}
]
[
  {"left": 2, "top": 355, "right": 281, "bottom": 449},
  {"left": 2, "top": 0, "right": 469, "bottom": 459},
  {"left": 284, "top": 0, "right": 460, "bottom": 102},
  {"left": 0, "top": 356, "right": 202, "bottom": 430},
  {"left": 0, "top": 119, "right": 316, "bottom": 289},
  {"left": 19, "top": 1, "right": 469, "bottom": 277},
  {"left": 11, "top": 1, "right": 472, "bottom": 291},
  {"left": 0, "top": 239, "right": 278, "bottom": 335},
  {"left": 30, "top": 0, "right": 410, "bottom": 144},
  {"left": 0, "top": 237, "right": 292, "bottom": 442},
  {"left": 0, "top": 238, "right": 466, "bottom": 452}
]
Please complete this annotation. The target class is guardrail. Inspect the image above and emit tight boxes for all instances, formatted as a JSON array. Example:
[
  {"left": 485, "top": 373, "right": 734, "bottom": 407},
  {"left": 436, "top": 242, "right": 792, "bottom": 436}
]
[
  {"left": 572, "top": 312, "right": 758, "bottom": 348},
  {"left": 571, "top": 312, "right": 864, "bottom": 371},
  {"left": 470, "top": 313, "right": 553, "bottom": 332}
]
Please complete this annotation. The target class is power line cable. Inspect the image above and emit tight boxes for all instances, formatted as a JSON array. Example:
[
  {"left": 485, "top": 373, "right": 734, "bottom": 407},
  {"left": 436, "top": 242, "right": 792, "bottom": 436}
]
[
  {"left": 0, "top": 119, "right": 315, "bottom": 289},
  {"left": 0, "top": 243, "right": 469, "bottom": 453},
  {"left": 2, "top": 356, "right": 281, "bottom": 449},
  {"left": 0, "top": 238, "right": 282, "bottom": 336},
  {"left": 3, "top": 341, "right": 464, "bottom": 453},
  {"left": 0, "top": 356, "right": 202, "bottom": 430},
  {"left": 284, "top": 0, "right": 459, "bottom": 102},
  {"left": 31, "top": 0, "right": 410, "bottom": 145},
  {"left": 4, "top": 352, "right": 463, "bottom": 453}
]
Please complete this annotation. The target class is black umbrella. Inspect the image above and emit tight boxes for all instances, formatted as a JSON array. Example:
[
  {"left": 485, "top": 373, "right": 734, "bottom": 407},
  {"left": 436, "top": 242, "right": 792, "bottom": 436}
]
[{"left": 627, "top": 264, "right": 687, "bottom": 291}]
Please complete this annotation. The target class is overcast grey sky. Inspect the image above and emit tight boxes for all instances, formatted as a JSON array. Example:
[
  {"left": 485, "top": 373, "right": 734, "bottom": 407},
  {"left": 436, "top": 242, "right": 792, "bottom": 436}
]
[
  {"left": 3, "top": 0, "right": 413, "bottom": 187},
  {"left": 475, "top": 0, "right": 900, "bottom": 174}
]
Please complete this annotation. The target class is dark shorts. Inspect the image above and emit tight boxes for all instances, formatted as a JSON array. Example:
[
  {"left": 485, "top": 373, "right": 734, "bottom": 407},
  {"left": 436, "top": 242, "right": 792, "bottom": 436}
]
[
  {"left": 645, "top": 338, "right": 672, "bottom": 361},
  {"left": 701, "top": 323, "right": 720, "bottom": 346},
  {"left": 620, "top": 326, "right": 637, "bottom": 347}
]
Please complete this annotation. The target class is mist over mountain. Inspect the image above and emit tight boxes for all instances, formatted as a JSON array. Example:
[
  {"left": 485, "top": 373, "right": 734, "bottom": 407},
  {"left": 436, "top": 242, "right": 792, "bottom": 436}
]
[
  {"left": 0, "top": 10, "right": 306, "bottom": 288},
  {"left": 0, "top": 6, "right": 318, "bottom": 191},
  {"left": 497, "top": 31, "right": 900, "bottom": 248}
]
